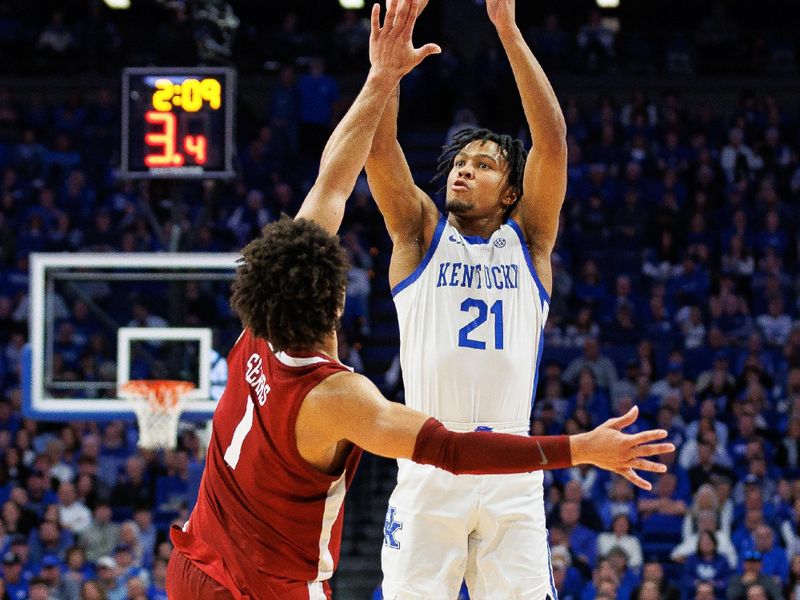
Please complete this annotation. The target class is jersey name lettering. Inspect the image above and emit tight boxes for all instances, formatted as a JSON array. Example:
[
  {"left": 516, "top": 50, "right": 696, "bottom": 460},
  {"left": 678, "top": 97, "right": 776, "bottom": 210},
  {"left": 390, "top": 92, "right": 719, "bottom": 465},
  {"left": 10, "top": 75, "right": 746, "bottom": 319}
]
[
  {"left": 245, "top": 353, "right": 270, "bottom": 406},
  {"left": 435, "top": 262, "right": 519, "bottom": 291}
]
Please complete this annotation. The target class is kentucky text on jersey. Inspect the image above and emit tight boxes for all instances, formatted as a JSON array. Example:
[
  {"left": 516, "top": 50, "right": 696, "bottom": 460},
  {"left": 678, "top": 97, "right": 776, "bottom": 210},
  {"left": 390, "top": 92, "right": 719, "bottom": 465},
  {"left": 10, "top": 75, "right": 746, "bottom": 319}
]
[{"left": 435, "top": 262, "right": 520, "bottom": 290}]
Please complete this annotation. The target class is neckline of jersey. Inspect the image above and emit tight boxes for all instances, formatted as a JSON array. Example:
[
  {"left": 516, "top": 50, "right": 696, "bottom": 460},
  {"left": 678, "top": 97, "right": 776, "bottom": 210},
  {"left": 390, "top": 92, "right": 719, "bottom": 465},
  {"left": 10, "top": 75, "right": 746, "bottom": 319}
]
[
  {"left": 270, "top": 346, "right": 354, "bottom": 372},
  {"left": 448, "top": 218, "right": 510, "bottom": 245}
]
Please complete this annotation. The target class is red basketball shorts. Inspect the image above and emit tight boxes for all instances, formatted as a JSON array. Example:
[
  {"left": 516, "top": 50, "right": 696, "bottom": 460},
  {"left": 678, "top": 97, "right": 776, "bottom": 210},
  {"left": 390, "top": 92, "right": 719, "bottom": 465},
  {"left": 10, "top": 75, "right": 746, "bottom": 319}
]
[{"left": 167, "top": 549, "right": 333, "bottom": 600}]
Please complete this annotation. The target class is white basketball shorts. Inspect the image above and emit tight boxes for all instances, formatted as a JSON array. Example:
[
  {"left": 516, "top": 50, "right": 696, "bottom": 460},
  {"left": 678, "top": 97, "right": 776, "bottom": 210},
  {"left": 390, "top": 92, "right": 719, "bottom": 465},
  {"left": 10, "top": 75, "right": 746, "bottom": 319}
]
[{"left": 380, "top": 460, "right": 557, "bottom": 600}]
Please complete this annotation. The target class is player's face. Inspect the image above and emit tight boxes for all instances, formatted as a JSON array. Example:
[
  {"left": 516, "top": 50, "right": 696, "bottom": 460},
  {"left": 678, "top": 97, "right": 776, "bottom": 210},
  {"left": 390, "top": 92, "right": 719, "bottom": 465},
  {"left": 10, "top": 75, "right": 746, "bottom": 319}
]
[{"left": 445, "top": 140, "right": 515, "bottom": 217}]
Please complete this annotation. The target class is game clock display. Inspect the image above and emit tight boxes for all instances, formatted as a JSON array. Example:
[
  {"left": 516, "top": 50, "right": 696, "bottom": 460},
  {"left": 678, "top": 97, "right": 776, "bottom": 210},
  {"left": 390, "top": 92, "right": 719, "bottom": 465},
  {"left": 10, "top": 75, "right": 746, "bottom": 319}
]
[{"left": 121, "top": 67, "right": 236, "bottom": 179}]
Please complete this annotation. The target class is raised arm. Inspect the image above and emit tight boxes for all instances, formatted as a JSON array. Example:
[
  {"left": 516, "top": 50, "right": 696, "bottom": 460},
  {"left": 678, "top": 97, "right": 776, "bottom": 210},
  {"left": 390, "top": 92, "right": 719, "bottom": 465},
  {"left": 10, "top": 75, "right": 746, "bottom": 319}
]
[
  {"left": 365, "top": 0, "right": 440, "bottom": 257},
  {"left": 296, "top": 0, "right": 440, "bottom": 234},
  {"left": 488, "top": 0, "right": 567, "bottom": 288},
  {"left": 298, "top": 372, "right": 674, "bottom": 490},
  {"left": 365, "top": 82, "right": 439, "bottom": 244}
]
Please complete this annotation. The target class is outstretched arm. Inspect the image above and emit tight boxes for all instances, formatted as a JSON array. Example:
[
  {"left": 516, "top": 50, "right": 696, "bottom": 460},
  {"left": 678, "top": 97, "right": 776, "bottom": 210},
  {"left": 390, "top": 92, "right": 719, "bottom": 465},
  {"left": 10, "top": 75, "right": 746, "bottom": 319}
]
[
  {"left": 488, "top": 0, "right": 567, "bottom": 288},
  {"left": 299, "top": 372, "right": 674, "bottom": 490},
  {"left": 365, "top": 0, "right": 440, "bottom": 255},
  {"left": 296, "top": 0, "right": 440, "bottom": 234}
]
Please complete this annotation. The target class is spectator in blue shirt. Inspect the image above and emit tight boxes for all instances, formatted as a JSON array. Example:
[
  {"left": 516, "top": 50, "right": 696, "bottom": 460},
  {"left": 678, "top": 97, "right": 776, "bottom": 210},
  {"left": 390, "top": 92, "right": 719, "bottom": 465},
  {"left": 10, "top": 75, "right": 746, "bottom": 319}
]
[
  {"left": 755, "top": 210, "right": 788, "bottom": 258},
  {"left": 631, "top": 561, "right": 681, "bottom": 600},
  {"left": 297, "top": 57, "right": 339, "bottom": 157},
  {"left": 683, "top": 531, "right": 730, "bottom": 599},
  {"left": 35, "top": 555, "right": 63, "bottom": 597},
  {"left": 267, "top": 66, "right": 300, "bottom": 157},
  {"left": 680, "top": 530, "right": 731, "bottom": 599},
  {"left": 580, "top": 557, "right": 619, "bottom": 600},
  {"left": 559, "top": 500, "right": 598, "bottom": 569},
  {"left": 670, "top": 253, "right": 711, "bottom": 307},
  {"left": 62, "top": 544, "right": 93, "bottom": 600},
  {"left": 605, "top": 545, "right": 640, "bottom": 599},
  {"left": 750, "top": 524, "right": 788, "bottom": 585},
  {"left": 728, "top": 412, "right": 768, "bottom": 472},
  {"left": 573, "top": 259, "right": 608, "bottom": 310},
  {"left": 566, "top": 369, "right": 611, "bottom": 427},
  {"left": 2, "top": 550, "right": 29, "bottom": 600},
  {"left": 756, "top": 296, "right": 792, "bottom": 348},
  {"left": 551, "top": 545, "right": 585, "bottom": 600},
  {"left": 733, "top": 508, "right": 766, "bottom": 557},
  {"left": 146, "top": 556, "right": 168, "bottom": 600}
]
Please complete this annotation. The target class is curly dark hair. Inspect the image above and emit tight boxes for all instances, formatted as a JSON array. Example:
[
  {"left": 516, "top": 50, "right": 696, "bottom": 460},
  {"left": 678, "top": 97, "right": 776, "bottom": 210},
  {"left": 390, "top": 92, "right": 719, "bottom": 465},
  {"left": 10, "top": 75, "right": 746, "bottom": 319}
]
[
  {"left": 230, "top": 217, "right": 348, "bottom": 352},
  {"left": 433, "top": 127, "right": 528, "bottom": 211}
]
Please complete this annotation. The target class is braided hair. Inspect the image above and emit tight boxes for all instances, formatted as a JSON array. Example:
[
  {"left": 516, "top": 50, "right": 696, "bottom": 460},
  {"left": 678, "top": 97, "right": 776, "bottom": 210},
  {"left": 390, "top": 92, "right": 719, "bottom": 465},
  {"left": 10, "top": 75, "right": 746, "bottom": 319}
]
[{"left": 433, "top": 127, "right": 528, "bottom": 212}]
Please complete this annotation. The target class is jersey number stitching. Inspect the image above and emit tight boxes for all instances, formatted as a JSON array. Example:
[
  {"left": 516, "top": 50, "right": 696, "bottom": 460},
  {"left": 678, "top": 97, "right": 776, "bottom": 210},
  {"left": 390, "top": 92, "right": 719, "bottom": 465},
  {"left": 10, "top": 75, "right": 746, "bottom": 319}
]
[
  {"left": 458, "top": 299, "right": 504, "bottom": 350},
  {"left": 223, "top": 395, "right": 254, "bottom": 469}
]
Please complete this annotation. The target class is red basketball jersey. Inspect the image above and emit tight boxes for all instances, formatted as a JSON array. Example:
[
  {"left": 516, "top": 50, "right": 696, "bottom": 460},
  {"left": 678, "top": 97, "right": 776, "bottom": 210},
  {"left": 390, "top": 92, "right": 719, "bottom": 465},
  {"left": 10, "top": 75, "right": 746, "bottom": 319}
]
[{"left": 171, "top": 329, "right": 361, "bottom": 598}]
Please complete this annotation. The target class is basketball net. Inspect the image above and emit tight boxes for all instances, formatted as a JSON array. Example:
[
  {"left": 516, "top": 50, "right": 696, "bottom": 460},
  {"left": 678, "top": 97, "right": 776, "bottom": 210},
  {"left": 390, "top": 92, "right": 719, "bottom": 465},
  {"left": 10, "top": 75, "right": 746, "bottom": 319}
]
[{"left": 119, "top": 380, "right": 196, "bottom": 450}]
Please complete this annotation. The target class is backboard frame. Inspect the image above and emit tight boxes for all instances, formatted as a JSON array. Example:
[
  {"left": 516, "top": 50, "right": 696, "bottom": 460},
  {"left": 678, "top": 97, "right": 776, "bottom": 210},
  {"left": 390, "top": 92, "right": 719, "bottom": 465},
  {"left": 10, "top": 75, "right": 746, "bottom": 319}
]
[{"left": 24, "top": 252, "right": 240, "bottom": 421}]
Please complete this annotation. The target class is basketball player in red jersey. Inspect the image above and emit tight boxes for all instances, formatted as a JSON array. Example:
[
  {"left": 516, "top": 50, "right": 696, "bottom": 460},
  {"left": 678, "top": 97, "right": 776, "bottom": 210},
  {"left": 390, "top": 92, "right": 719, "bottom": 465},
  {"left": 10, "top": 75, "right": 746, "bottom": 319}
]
[{"left": 165, "top": 1, "right": 674, "bottom": 599}]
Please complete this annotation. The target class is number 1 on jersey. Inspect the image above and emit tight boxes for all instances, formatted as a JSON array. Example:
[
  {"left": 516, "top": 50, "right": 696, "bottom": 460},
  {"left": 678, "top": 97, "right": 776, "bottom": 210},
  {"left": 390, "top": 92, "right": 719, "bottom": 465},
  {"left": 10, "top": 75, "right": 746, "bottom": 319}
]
[
  {"left": 224, "top": 395, "right": 254, "bottom": 469},
  {"left": 458, "top": 299, "right": 504, "bottom": 350}
]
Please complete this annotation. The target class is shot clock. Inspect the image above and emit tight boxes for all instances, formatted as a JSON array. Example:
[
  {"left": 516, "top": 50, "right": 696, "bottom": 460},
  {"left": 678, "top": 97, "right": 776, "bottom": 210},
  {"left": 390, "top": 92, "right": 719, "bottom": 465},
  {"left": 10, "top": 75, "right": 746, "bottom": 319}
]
[{"left": 121, "top": 67, "right": 236, "bottom": 179}]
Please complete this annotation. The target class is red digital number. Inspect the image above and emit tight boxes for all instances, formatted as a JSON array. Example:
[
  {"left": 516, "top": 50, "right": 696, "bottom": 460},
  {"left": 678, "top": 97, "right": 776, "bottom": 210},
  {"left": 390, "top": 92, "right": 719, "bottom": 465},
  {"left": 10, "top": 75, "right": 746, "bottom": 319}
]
[
  {"left": 144, "top": 111, "right": 184, "bottom": 167},
  {"left": 184, "top": 135, "right": 208, "bottom": 165}
]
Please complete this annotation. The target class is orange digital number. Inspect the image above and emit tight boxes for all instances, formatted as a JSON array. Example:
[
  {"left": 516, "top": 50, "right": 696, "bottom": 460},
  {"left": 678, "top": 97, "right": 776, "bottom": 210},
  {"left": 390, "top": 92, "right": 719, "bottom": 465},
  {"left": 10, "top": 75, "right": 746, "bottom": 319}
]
[
  {"left": 144, "top": 111, "right": 184, "bottom": 167},
  {"left": 184, "top": 135, "right": 208, "bottom": 164}
]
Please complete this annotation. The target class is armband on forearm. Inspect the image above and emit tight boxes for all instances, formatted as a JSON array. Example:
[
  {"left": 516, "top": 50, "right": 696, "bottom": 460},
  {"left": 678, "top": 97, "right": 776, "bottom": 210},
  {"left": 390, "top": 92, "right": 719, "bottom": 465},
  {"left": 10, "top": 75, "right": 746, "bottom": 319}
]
[{"left": 411, "top": 418, "right": 572, "bottom": 475}]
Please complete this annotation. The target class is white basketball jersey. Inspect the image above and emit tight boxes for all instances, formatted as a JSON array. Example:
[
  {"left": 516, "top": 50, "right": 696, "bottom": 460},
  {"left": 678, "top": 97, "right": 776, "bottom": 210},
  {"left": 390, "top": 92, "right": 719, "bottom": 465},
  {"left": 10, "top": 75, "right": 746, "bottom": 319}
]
[{"left": 392, "top": 216, "right": 550, "bottom": 434}]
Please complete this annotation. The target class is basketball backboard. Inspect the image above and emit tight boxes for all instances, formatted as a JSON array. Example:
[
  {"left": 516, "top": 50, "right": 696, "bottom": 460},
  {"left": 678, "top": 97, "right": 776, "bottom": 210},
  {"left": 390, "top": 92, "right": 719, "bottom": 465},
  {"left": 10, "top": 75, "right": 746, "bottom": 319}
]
[{"left": 22, "top": 252, "right": 240, "bottom": 421}]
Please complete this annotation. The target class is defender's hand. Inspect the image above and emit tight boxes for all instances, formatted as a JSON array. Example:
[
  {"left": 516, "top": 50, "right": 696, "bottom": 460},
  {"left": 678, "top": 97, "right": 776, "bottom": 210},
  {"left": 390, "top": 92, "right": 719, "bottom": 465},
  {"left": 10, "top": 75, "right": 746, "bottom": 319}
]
[
  {"left": 369, "top": 0, "right": 440, "bottom": 81},
  {"left": 570, "top": 406, "right": 675, "bottom": 490}
]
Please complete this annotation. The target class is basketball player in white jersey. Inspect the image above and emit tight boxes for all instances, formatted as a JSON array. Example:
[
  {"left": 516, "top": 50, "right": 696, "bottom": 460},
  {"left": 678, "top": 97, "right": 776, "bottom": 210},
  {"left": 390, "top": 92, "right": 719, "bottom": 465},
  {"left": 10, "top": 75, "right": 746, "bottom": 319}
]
[{"left": 365, "top": 0, "right": 602, "bottom": 598}]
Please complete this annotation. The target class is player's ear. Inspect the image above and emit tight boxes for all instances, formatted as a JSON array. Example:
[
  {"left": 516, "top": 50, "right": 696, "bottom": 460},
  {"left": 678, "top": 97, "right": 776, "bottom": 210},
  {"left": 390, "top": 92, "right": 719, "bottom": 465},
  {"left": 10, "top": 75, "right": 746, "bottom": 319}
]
[{"left": 502, "top": 187, "right": 518, "bottom": 207}]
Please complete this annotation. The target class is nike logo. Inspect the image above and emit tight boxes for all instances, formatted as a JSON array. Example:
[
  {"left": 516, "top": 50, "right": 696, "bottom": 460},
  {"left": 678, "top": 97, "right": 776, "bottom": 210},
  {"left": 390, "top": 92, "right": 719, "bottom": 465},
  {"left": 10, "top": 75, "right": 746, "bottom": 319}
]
[{"left": 535, "top": 441, "right": 548, "bottom": 465}]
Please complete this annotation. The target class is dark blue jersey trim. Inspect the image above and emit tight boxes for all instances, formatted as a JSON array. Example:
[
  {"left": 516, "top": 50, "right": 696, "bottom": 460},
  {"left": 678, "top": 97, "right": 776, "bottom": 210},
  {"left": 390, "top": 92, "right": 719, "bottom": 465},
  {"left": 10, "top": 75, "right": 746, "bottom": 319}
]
[
  {"left": 506, "top": 218, "right": 552, "bottom": 304},
  {"left": 461, "top": 234, "right": 490, "bottom": 245}
]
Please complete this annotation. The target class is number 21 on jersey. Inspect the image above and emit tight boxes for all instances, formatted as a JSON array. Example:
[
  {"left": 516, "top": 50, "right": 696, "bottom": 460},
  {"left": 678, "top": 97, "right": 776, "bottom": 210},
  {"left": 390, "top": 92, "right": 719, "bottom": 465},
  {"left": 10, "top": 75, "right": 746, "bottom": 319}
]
[{"left": 458, "top": 298, "right": 504, "bottom": 350}]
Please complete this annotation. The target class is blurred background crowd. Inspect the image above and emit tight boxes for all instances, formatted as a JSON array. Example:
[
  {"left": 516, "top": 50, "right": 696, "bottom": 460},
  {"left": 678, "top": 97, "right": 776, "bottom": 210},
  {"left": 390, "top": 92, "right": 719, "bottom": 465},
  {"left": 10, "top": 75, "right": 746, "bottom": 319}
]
[{"left": 2, "top": 0, "right": 800, "bottom": 599}]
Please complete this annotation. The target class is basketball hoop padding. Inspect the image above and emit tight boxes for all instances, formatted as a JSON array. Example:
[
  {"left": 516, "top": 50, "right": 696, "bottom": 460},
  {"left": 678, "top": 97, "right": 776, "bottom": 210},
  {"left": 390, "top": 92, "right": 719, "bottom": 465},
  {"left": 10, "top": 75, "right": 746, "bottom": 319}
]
[{"left": 119, "top": 380, "right": 196, "bottom": 449}]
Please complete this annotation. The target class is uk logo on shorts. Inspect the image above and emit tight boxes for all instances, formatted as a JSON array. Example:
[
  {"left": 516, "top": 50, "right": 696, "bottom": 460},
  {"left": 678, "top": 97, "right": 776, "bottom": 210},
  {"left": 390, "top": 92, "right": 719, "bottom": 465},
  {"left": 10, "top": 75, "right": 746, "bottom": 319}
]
[{"left": 383, "top": 506, "right": 403, "bottom": 549}]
